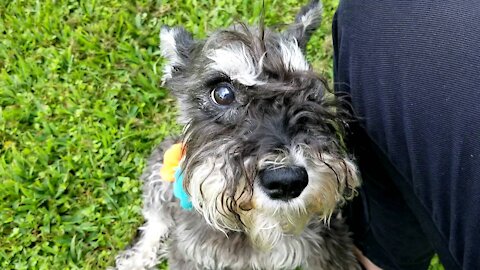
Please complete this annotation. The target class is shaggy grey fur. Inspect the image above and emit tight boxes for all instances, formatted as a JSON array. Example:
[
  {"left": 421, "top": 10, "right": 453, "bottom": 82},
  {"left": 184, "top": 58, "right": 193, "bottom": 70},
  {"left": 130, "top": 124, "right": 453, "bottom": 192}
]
[{"left": 113, "top": 1, "right": 361, "bottom": 269}]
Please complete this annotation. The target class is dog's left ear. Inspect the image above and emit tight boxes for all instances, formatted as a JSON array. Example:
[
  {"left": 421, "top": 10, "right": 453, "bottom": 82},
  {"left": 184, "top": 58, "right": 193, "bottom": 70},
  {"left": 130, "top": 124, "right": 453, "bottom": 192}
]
[
  {"left": 160, "top": 26, "right": 194, "bottom": 82},
  {"left": 286, "top": 0, "right": 323, "bottom": 50}
]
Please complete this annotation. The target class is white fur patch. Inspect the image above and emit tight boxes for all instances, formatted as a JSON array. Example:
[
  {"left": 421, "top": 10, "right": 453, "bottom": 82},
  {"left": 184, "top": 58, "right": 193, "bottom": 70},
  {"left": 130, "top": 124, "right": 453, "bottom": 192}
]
[
  {"left": 160, "top": 27, "right": 183, "bottom": 82},
  {"left": 187, "top": 154, "right": 241, "bottom": 233},
  {"left": 207, "top": 43, "right": 265, "bottom": 86},
  {"left": 279, "top": 38, "right": 310, "bottom": 72},
  {"left": 299, "top": 3, "right": 322, "bottom": 31}
]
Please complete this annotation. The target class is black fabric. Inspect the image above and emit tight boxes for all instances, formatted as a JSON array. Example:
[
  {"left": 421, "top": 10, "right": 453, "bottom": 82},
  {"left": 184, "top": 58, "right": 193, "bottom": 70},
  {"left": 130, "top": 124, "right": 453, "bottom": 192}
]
[{"left": 333, "top": 1, "right": 480, "bottom": 269}]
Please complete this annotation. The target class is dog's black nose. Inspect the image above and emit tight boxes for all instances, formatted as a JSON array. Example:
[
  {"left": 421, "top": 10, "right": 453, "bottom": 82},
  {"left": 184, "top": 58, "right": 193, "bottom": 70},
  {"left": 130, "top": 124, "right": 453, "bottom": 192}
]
[{"left": 259, "top": 166, "right": 309, "bottom": 200}]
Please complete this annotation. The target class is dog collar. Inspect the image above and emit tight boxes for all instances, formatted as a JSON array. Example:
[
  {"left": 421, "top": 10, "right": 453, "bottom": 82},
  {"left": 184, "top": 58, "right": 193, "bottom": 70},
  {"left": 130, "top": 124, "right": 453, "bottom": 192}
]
[{"left": 159, "top": 143, "right": 193, "bottom": 210}]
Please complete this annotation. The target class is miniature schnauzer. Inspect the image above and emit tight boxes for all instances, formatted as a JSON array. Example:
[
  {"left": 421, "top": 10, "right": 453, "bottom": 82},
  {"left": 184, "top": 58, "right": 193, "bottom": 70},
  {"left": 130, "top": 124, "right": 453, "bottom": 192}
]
[{"left": 114, "top": 1, "right": 361, "bottom": 269}]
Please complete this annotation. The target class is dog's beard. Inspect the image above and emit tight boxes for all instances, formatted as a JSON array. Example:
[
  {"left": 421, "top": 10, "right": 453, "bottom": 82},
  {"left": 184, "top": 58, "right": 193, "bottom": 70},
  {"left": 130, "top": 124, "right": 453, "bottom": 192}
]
[{"left": 184, "top": 144, "right": 360, "bottom": 250}]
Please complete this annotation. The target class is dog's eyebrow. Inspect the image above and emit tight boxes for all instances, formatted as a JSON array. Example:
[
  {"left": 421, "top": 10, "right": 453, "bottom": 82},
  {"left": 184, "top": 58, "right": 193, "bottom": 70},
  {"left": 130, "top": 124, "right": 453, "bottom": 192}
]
[{"left": 206, "top": 44, "right": 265, "bottom": 87}]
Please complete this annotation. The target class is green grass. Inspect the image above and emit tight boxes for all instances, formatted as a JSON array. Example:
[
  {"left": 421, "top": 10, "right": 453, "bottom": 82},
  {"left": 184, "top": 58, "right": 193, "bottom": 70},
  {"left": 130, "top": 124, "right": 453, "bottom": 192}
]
[{"left": 0, "top": 0, "right": 443, "bottom": 269}]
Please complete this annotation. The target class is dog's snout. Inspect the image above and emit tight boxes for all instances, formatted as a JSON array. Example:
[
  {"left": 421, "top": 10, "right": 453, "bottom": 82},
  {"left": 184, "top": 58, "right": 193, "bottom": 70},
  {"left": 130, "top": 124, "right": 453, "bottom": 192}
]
[{"left": 259, "top": 166, "right": 308, "bottom": 200}]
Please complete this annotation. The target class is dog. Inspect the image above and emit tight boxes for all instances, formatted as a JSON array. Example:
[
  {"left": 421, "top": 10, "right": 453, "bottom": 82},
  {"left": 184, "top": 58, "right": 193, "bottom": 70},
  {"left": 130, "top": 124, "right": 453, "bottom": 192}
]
[{"left": 113, "top": 1, "right": 361, "bottom": 269}]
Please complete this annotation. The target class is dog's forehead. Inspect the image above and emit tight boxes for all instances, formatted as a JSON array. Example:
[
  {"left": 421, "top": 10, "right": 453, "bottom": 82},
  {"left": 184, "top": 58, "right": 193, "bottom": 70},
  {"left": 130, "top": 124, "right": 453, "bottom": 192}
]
[{"left": 201, "top": 26, "right": 310, "bottom": 86}]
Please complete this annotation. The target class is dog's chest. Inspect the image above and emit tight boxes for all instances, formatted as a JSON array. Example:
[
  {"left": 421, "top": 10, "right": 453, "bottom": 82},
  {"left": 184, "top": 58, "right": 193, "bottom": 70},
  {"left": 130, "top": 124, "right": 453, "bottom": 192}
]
[{"left": 167, "top": 211, "right": 322, "bottom": 270}]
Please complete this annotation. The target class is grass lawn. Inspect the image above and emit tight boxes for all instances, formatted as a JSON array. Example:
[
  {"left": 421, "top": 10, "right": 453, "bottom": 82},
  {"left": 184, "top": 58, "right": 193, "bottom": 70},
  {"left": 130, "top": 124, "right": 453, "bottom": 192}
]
[{"left": 0, "top": 0, "right": 444, "bottom": 269}]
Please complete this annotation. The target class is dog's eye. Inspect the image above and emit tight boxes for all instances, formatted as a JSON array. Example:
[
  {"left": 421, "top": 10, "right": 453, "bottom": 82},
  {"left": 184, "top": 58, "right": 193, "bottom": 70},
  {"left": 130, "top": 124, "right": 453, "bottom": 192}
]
[{"left": 211, "top": 84, "right": 235, "bottom": 106}]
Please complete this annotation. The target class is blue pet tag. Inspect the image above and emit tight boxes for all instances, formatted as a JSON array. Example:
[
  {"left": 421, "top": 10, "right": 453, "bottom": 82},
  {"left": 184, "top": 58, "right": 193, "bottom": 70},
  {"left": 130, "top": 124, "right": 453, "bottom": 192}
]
[{"left": 173, "top": 167, "right": 193, "bottom": 210}]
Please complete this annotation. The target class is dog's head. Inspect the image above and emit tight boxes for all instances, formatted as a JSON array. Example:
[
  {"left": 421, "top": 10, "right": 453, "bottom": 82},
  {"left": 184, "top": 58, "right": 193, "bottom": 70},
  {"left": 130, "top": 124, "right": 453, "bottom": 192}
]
[{"left": 160, "top": 0, "right": 360, "bottom": 249}]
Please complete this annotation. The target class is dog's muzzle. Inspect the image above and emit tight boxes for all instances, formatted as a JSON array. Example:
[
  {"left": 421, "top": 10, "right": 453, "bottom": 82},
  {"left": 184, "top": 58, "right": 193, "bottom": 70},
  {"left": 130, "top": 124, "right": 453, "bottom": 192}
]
[{"left": 258, "top": 166, "right": 308, "bottom": 201}]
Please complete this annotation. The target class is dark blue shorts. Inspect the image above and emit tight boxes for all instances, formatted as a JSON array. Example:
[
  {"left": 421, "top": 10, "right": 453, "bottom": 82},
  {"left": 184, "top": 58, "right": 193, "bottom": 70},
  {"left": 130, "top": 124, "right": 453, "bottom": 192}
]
[{"left": 333, "top": 1, "right": 480, "bottom": 269}]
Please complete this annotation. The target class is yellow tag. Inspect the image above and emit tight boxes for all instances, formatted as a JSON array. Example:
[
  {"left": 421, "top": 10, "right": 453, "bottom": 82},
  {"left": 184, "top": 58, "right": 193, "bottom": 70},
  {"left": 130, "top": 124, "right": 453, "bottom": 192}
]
[{"left": 159, "top": 143, "right": 184, "bottom": 182}]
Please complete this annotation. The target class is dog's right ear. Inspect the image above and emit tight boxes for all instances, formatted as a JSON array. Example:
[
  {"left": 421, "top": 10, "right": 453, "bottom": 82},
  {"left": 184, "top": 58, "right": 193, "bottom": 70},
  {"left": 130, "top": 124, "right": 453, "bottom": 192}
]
[{"left": 160, "top": 26, "right": 194, "bottom": 82}]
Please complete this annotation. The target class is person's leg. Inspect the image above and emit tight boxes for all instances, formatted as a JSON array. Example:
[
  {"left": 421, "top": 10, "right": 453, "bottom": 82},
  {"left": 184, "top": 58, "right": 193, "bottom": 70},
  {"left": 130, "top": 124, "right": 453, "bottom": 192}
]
[{"left": 333, "top": 1, "right": 480, "bottom": 269}]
